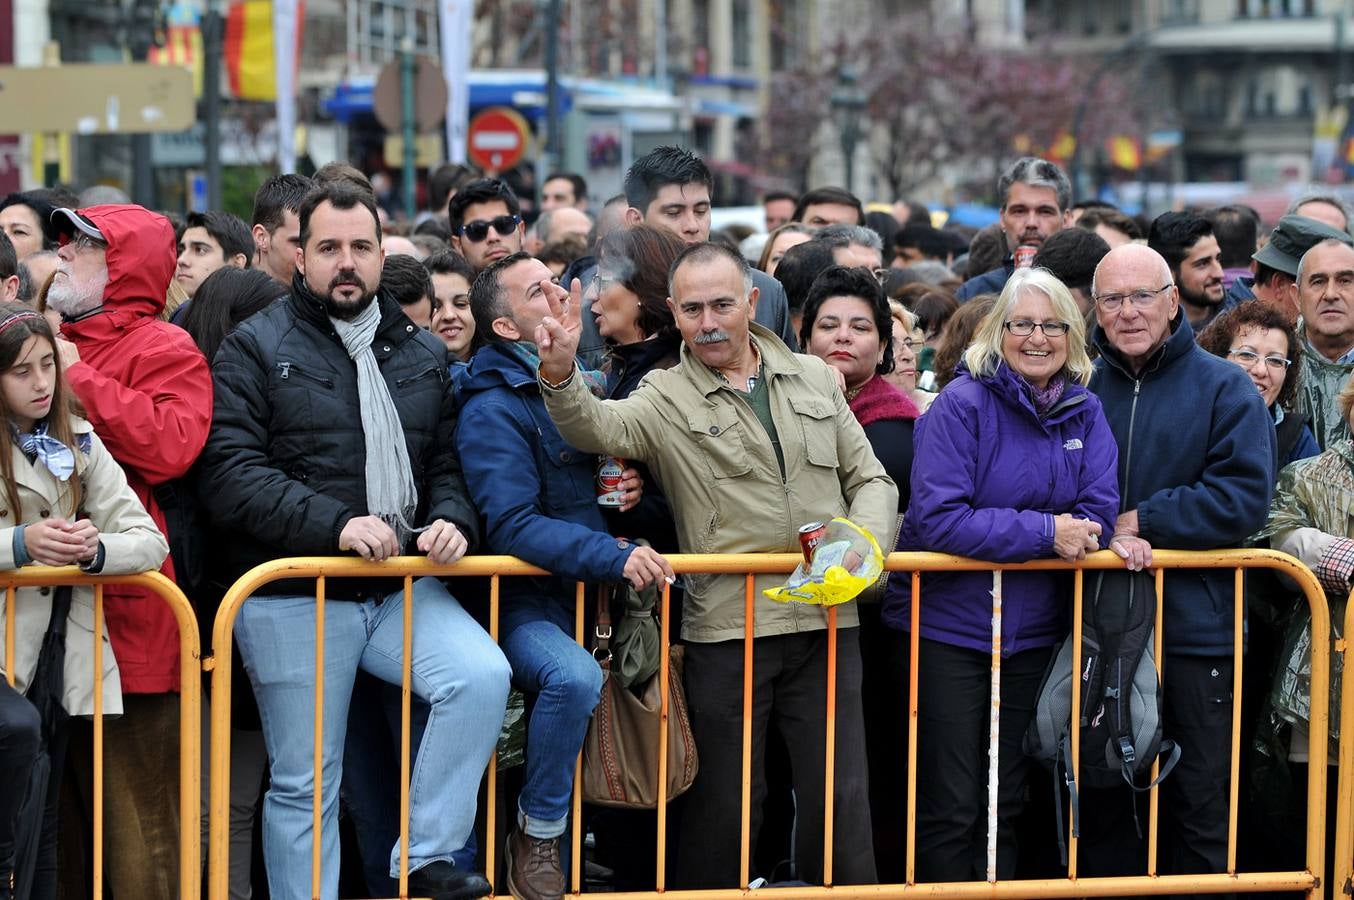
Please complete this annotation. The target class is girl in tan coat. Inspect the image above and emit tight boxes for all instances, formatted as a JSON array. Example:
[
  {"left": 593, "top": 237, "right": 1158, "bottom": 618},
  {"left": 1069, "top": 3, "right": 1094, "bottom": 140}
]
[{"left": 0, "top": 302, "right": 167, "bottom": 898}]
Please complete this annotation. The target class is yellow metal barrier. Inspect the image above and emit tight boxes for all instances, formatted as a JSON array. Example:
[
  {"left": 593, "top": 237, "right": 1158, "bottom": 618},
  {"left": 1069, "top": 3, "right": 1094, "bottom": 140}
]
[
  {"left": 207, "top": 548, "right": 1328, "bottom": 899},
  {"left": 1334, "top": 591, "right": 1354, "bottom": 896},
  {"left": 2, "top": 566, "right": 200, "bottom": 900}
]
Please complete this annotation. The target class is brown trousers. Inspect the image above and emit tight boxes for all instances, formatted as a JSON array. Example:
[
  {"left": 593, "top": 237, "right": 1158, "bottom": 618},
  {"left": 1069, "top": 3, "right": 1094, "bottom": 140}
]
[{"left": 59, "top": 692, "right": 180, "bottom": 900}]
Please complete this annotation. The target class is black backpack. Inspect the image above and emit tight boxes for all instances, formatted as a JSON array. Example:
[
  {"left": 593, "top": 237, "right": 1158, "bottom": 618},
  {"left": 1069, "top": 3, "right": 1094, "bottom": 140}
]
[{"left": 1024, "top": 568, "right": 1181, "bottom": 861}]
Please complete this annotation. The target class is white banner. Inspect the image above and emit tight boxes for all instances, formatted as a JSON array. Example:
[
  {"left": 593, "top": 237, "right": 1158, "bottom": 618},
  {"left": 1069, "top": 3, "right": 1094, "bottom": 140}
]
[
  {"left": 439, "top": 0, "right": 473, "bottom": 165},
  {"left": 273, "top": 0, "right": 300, "bottom": 172}
]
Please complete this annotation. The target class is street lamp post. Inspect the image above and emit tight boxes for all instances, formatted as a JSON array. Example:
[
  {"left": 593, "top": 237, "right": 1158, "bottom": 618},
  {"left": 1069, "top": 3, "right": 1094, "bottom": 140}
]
[
  {"left": 832, "top": 66, "right": 866, "bottom": 193},
  {"left": 123, "top": 0, "right": 161, "bottom": 207},
  {"left": 1068, "top": 28, "right": 1153, "bottom": 201}
]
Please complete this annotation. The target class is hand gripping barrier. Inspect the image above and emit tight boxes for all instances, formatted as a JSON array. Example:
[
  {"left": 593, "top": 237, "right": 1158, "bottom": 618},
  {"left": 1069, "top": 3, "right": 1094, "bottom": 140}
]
[
  {"left": 207, "top": 549, "right": 1329, "bottom": 899},
  {"left": 2, "top": 567, "right": 200, "bottom": 900}
]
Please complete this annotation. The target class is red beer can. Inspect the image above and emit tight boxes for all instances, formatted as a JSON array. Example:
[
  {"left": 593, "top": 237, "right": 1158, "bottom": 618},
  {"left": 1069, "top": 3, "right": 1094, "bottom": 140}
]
[
  {"left": 1014, "top": 243, "right": 1038, "bottom": 269},
  {"left": 798, "top": 521, "right": 827, "bottom": 566},
  {"left": 596, "top": 456, "right": 626, "bottom": 507}
]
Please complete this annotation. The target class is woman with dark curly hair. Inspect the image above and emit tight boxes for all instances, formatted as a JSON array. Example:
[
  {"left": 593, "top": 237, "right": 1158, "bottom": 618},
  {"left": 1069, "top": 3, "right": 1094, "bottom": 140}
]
[{"left": 1198, "top": 299, "right": 1319, "bottom": 467}]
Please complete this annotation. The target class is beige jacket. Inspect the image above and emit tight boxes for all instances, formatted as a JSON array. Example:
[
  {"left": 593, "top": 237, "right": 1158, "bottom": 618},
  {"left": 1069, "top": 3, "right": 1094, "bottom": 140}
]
[
  {"left": 542, "top": 323, "right": 897, "bottom": 642},
  {"left": 0, "top": 418, "right": 168, "bottom": 717}
]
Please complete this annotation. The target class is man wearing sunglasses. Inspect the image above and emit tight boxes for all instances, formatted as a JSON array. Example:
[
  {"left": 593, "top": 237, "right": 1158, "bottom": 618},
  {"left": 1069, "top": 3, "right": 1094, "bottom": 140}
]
[{"left": 448, "top": 178, "right": 526, "bottom": 273}]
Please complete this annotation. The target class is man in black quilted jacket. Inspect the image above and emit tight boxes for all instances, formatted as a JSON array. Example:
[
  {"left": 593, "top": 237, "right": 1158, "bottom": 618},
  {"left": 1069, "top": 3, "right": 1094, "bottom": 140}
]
[{"left": 197, "top": 180, "right": 510, "bottom": 900}]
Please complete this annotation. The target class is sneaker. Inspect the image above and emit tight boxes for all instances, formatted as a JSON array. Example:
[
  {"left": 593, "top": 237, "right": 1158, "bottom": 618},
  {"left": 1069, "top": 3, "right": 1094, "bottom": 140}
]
[
  {"left": 505, "top": 829, "right": 565, "bottom": 900},
  {"left": 406, "top": 859, "right": 491, "bottom": 900}
]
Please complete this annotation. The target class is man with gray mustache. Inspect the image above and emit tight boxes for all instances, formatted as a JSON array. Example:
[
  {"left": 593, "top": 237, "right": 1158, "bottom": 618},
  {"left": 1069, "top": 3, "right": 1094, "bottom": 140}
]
[{"left": 536, "top": 241, "right": 896, "bottom": 890}]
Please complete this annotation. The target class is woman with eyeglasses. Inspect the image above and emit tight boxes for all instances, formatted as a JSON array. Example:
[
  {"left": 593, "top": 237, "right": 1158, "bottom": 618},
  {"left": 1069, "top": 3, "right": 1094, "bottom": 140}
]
[
  {"left": 885, "top": 301, "right": 936, "bottom": 413},
  {"left": 1198, "top": 300, "right": 1319, "bottom": 468},
  {"left": 881, "top": 266, "right": 1119, "bottom": 883},
  {"left": 1199, "top": 300, "right": 1319, "bottom": 879}
]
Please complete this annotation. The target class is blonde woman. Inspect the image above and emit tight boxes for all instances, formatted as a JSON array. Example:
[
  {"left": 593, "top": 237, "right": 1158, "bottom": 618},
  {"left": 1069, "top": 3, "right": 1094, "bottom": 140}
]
[
  {"left": 885, "top": 301, "right": 936, "bottom": 413},
  {"left": 881, "top": 267, "right": 1120, "bottom": 882}
]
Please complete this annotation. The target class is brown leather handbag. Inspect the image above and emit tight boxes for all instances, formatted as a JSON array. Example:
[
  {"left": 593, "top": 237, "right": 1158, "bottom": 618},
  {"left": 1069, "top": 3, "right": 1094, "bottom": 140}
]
[{"left": 582, "top": 585, "right": 699, "bottom": 808}]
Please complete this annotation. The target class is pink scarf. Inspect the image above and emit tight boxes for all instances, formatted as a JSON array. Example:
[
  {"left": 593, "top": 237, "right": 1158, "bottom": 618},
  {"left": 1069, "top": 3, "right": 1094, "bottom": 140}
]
[{"left": 848, "top": 374, "right": 920, "bottom": 427}]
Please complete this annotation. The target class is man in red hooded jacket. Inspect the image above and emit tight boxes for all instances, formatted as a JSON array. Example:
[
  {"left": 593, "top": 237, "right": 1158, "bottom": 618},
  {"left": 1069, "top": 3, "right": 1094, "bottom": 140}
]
[{"left": 47, "top": 204, "right": 212, "bottom": 899}]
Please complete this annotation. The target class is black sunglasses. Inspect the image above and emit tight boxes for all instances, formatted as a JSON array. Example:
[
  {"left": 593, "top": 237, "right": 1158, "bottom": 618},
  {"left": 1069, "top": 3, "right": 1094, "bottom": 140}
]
[{"left": 456, "top": 214, "right": 521, "bottom": 242}]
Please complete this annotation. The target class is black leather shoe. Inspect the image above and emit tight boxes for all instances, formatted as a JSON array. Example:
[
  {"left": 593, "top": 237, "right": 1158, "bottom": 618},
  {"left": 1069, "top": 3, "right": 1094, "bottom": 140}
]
[{"left": 407, "top": 860, "right": 492, "bottom": 900}]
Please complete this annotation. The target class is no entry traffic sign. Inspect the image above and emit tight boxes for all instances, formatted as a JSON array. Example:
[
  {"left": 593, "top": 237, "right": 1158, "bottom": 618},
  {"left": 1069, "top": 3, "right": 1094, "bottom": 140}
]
[{"left": 466, "top": 106, "right": 531, "bottom": 172}]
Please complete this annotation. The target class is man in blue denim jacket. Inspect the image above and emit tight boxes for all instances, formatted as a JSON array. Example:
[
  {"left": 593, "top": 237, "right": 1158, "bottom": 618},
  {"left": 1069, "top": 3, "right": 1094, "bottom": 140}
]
[{"left": 456, "top": 251, "right": 674, "bottom": 900}]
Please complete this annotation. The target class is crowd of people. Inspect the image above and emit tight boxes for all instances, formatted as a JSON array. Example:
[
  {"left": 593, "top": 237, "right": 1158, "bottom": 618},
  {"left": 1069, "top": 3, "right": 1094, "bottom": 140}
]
[{"left": 0, "top": 144, "right": 1350, "bottom": 900}]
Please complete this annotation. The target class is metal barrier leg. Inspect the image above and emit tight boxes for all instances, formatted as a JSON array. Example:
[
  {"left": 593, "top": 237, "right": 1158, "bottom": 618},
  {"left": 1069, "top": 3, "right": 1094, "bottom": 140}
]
[
  {"left": 92, "top": 586, "right": 103, "bottom": 900},
  {"left": 740, "top": 573, "right": 755, "bottom": 890},
  {"left": 823, "top": 605, "right": 838, "bottom": 887},
  {"left": 4, "top": 586, "right": 13, "bottom": 688},
  {"left": 311, "top": 577, "right": 327, "bottom": 900},
  {"left": 398, "top": 575, "right": 413, "bottom": 897},
  {"left": 905, "top": 571, "right": 920, "bottom": 886},
  {"left": 656, "top": 581, "right": 672, "bottom": 892},
  {"left": 1337, "top": 595, "right": 1354, "bottom": 897}
]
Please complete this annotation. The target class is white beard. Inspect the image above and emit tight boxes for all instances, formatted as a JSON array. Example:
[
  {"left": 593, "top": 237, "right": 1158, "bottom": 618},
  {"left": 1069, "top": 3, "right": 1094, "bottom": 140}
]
[{"left": 46, "top": 267, "right": 109, "bottom": 318}]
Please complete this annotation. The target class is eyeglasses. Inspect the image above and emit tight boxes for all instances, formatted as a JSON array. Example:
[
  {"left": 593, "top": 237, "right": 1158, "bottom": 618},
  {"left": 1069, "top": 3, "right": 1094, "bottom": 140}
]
[
  {"left": 1228, "top": 349, "right": 1291, "bottom": 371},
  {"left": 68, "top": 234, "right": 106, "bottom": 253},
  {"left": 589, "top": 273, "right": 618, "bottom": 294},
  {"left": 455, "top": 214, "right": 521, "bottom": 242},
  {"left": 898, "top": 337, "right": 918, "bottom": 351},
  {"left": 1003, "top": 319, "right": 1070, "bottom": 337},
  {"left": 1093, "top": 285, "right": 1173, "bottom": 311}
]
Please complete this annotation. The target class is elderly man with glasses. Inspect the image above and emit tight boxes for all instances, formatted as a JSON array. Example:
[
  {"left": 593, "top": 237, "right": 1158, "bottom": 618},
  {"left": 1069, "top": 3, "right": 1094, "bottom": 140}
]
[
  {"left": 46, "top": 204, "right": 214, "bottom": 900},
  {"left": 1079, "top": 242, "right": 1275, "bottom": 883}
]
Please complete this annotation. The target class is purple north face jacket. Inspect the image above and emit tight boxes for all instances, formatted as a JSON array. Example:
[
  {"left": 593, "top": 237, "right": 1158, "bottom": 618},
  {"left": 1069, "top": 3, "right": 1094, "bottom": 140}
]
[{"left": 882, "top": 361, "right": 1120, "bottom": 655}]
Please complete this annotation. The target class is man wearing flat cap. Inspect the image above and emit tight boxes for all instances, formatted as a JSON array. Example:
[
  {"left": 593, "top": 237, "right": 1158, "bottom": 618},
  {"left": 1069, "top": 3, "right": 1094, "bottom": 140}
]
[
  {"left": 1222, "top": 213, "right": 1353, "bottom": 319},
  {"left": 46, "top": 204, "right": 213, "bottom": 899}
]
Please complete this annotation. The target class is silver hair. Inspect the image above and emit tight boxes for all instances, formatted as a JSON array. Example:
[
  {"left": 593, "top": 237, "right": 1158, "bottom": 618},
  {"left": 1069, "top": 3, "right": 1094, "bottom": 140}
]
[
  {"left": 815, "top": 223, "right": 883, "bottom": 252},
  {"left": 997, "top": 156, "right": 1072, "bottom": 212},
  {"left": 1287, "top": 190, "right": 1354, "bottom": 233},
  {"left": 909, "top": 260, "right": 958, "bottom": 286},
  {"left": 667, "top": 241, "right": 754, "bottom": 299},
  {"left": 963, "top": 266, "right": 1095, "bottom": 385},
  {"left": 1296, "top": 237, "right": 1354, "bottom": 285}
]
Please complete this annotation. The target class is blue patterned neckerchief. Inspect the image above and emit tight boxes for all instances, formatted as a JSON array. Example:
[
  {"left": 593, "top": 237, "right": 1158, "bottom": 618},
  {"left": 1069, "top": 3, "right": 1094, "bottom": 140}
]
[
  {"left": 14, "top": 421, "right": 88, "bottom": 482},
  {"left": 505, "top": 341, "right": 609, "bottom": 397}
]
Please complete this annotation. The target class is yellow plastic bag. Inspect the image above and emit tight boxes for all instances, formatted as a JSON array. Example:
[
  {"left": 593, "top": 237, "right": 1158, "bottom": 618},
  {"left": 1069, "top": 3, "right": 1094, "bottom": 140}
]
[{"left": 763, "top": 517, "right": 884, "bottom": 607}]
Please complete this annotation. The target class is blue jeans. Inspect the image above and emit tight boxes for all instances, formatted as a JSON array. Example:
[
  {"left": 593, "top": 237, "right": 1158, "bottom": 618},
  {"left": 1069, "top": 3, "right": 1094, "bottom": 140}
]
[
  {"left": 342, "top": 674, "right": 477, "bottom": 897},
  {"left": 235, "top": 578, "right": 511, "bottom": 900},
  {"left": 500, "top": 596, "right": 602, "bottom": 839}
]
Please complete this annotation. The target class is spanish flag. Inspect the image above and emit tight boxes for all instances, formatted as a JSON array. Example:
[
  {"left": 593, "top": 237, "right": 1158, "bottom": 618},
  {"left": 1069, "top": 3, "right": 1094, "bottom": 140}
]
[
  {"left": 148, "top": 1, "right": 204, "bottom": 97},
  {"left": 224, "top": 0, "right": 303, "bottom": 102},
  {"left": 1047, "top": 131, "right": 1076, "bottom": 164},
  {"left": 1107, "top": 135, "right": 1143, "bottom": 171}
]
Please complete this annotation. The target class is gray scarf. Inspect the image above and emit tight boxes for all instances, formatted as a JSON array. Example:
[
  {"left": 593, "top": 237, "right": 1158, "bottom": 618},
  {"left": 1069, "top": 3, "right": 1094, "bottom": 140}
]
[{"left": 330, "top": 298, "right": 419, "bottom": 543}]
